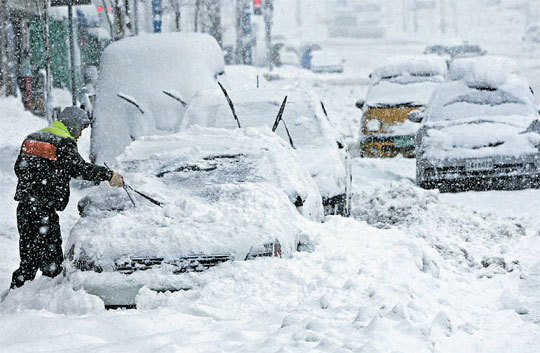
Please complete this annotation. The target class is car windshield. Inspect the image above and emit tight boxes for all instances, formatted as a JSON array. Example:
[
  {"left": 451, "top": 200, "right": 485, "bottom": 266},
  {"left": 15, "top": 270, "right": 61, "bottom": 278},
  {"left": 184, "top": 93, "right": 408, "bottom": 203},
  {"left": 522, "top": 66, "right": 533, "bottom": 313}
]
[
  {"left": 366, "top": 78, "right": 442, "bottom": 108},
  {"left": 428, "top": 88, "right": 531, "bottom": 122},
  {"left": 184, "top": 98, "right": 327, "bottom": 148}
]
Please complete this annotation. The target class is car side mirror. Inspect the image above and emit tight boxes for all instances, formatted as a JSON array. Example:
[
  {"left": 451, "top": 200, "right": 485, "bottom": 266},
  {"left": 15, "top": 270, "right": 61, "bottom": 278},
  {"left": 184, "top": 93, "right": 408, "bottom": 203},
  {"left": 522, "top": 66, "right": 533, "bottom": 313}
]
[
  {"left": 355, "top": 98, "right": 365, "bottom": 110},
  {"left": 408, "top": 109, "right": 424, "bottom": 123}
]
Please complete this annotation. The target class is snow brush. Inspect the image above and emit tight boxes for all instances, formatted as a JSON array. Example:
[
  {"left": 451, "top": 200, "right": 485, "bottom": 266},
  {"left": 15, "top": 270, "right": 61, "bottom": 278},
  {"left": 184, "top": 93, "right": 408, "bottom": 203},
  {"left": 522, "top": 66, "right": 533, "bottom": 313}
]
[{"left": 104, "top": 163, "right": 164, "bottom": 208}]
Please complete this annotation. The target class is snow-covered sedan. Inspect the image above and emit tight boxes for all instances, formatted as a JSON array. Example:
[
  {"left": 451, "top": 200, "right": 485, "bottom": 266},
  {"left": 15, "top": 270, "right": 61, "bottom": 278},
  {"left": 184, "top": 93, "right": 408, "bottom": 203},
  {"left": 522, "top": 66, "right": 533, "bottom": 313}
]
[
  {"left": 357, "top": 55, "right": 448, "bottom": 158},
  {"left": 416, "top": 56, "right": 540, "bottom": 191},
  {"left": 310, "top": 49, "right": 344, "bottom": 74},
  {"left": 178, "top": 86, "right": 352, "bottom": 216},
  {"left": 66, "top": 127, "right": 323, "bottom": 308}
]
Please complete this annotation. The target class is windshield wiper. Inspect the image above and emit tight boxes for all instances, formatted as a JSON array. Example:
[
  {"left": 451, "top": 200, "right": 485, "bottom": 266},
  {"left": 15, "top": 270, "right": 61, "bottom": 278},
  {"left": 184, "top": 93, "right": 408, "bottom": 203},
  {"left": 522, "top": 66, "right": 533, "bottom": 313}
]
[
  {"left": 163, "top": 90, "right": 187, "bottom": 106},
  {"left": 117, "top": 93, "right": 144, "bottom": 114},
  {"left": 217, "top": 82, "right": 241, "bottom": 128},
  {"left": 272, "top": 96, "right": 295, "bottom": 149}
]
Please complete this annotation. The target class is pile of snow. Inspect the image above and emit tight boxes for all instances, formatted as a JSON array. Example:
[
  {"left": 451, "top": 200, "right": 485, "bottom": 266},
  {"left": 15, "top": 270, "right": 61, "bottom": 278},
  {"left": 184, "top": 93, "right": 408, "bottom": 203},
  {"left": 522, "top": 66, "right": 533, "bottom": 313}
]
[
  {"left": 180, "top": 86, "right": 349, "bottom": 199},
  {"left": 371, "top": 55, "right": 448, "bottom": 80},
  {"left": 448, "top": 56, "right": 519, "bottom": 89},
  {"left": 352, "top": 180, "right": 527, "bottom": 274},
  {"left": 0, "top": 276, "right": 104, "bottom": 315},
  {"left": 92, "top": 32, "right": 225, "bottom": 163},
  {"left": 0, "top": 97, "right": 47, "bottom": 152}
]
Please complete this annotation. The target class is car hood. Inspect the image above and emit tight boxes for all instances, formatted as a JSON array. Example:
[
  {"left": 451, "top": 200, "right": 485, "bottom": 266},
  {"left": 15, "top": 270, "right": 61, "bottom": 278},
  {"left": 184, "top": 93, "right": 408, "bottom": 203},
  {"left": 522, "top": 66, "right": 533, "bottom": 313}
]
[
  {"left": 421, "top": 115, "right": 540, "bottom": 160},
  {"left": 68, "top": 182, "right": 306, "bottom": 267}
]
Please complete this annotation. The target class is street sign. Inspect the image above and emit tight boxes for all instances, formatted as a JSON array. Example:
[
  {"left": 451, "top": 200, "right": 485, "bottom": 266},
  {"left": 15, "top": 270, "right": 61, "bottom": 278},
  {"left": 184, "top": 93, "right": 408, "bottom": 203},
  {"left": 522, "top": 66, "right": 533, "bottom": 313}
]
[{"left": 51, "top": 0, "right": 91, "bottom": 6}]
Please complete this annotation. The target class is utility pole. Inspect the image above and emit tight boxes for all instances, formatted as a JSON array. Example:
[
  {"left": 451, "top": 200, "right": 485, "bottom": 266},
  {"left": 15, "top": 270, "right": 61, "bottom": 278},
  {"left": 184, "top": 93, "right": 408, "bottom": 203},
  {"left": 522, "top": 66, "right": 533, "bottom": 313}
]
[
  {"left": 263, "top": 0, "right": 273, "bottom": 70},
  {"left": 68, "top": 4, "right": 77, "bottom": 105},
  {"left": 0, "top": 0, "right": 15, "bottom": 97},
  {"left": 206, "top": 0, "right": 222, "bottom": 47},
  {"left": 194, "top": 0, "right": 201, "bottom": 32},
  {"left": 235, "top": 0, "right": 252, "bottom": 65},
  {"left": 0, "top": 0, "right": 7, "bottom": 94},
  {"left": 171, "top": 0, "right": 181, "bottom": 31},
  {"left": 133, "top": 0, "right": 139, "bottom": 35}
]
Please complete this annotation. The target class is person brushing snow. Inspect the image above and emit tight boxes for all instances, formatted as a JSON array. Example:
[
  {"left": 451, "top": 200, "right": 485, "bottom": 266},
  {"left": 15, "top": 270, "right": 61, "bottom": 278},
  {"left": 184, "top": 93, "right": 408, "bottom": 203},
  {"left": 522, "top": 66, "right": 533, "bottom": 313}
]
[{"left": 8, "top": 107, "right": 124, "bottom": 291}]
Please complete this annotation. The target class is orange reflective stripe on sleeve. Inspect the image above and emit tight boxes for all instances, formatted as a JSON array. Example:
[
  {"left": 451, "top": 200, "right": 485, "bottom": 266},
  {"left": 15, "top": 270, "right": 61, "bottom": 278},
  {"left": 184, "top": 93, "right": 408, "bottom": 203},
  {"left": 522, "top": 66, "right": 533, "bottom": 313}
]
[{"left": 21, "top": 140, "right": 58, "bottom": 161}]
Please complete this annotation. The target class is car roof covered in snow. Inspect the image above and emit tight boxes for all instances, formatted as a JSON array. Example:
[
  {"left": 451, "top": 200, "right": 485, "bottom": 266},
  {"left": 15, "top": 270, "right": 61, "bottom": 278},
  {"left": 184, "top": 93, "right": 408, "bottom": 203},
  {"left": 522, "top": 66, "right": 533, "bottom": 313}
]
[
  {"left": 68, "top": 127, "right": 322, "bottom": 263},
  {"left": 91, "top": 32, "right": 225, "bottom": 163},
  {"left": 371, "top": 55, "right": 448, "bottom": 80},
  {"left": 448, "top": 56, "right": 520, "bottom": 89},
  {"left": 365, "top": 55, "right": 447, "bottom": 108},
  {"left": 179, "top": 86, "right": 348, "bottom": 198}
]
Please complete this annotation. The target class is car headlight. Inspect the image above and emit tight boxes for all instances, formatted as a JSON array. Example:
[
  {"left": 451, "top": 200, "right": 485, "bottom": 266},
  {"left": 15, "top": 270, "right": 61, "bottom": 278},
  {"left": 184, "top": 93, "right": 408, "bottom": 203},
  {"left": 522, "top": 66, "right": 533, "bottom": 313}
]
[
  {"left": 366, "top": 119, "right": 382, "bottom": 133},
  {"left": 68, "top": 245, "right": 102, "bottom": 272},
  {"left": 423, "top": 168, "right": 435, "bottom": 179}
]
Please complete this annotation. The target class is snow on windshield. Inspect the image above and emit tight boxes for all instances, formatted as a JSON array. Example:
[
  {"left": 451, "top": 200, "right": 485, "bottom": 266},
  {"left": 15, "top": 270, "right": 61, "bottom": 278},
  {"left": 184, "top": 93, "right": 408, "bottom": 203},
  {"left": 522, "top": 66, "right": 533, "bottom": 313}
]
[
  {"left": 425, "top": 79, "right": 536, "bottom": 122},
  {"left": 365, "top": 76, "right": 444, "bottom": 108},
  {"left": 179, "top": 88, "right": 347, "bottom": 197},
  {"left": 91, "top": 32, "right": 225, "bottom": 163},
  {"left": 181, "top": 88, "right": 329, "bottom": 148}
]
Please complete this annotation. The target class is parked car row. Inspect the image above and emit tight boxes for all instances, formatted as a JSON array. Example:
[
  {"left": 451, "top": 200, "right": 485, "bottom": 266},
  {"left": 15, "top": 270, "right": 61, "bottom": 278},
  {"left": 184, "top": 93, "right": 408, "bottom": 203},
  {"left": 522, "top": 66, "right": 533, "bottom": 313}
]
[
  {"left": 358, "top": 49, "right": 540, "bottom": 192},
  {"left": 67, "top": 33, "right": 352, "bottom": 307}
]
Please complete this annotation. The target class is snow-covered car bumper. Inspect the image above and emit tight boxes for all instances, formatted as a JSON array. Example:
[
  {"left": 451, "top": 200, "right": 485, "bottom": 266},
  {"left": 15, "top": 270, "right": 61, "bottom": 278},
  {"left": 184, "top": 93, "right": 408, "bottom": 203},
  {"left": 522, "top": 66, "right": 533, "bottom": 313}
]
[
  {"left": 416, "top": 154, "right": 540, "bottom": 191},
  {"left": 360, "top": 134, "right": 416, "bottom": 158},
  {"left": 65, "top": 243, "right": 282, "bottom": 307}
]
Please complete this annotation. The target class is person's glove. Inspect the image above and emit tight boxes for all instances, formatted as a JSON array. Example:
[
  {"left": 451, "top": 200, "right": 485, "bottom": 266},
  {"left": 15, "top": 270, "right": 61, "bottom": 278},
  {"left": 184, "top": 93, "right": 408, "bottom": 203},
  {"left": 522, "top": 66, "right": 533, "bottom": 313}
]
[{"left": 109, "top": 172, "right": 124, "bottom": 187}]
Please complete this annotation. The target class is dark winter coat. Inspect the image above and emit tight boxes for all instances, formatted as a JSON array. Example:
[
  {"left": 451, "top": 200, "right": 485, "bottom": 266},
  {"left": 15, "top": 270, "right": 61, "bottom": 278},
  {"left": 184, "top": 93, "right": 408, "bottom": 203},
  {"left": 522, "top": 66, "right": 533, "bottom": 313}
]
[{"left": 14, "top": 121, "right": 113, "bottom": 211}]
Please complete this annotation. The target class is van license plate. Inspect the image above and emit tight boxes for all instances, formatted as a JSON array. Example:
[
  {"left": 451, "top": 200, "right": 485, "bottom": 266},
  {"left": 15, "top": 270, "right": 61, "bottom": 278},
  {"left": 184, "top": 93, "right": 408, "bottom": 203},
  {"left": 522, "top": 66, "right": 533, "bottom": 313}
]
[{"left": 466, "top": 160, "right": 493, "bottom": 171}]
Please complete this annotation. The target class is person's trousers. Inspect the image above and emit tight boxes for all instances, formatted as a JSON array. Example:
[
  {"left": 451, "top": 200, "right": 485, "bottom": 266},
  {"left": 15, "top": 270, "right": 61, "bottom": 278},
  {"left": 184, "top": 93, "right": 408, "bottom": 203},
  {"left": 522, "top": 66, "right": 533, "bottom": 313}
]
[{"left": 10, "top": 203, "right": 63, "bottom": 289}]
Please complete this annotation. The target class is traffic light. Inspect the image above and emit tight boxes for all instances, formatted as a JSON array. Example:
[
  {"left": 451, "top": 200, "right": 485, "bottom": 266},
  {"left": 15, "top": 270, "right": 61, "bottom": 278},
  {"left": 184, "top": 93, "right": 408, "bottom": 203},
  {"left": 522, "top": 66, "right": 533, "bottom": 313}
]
[{"left": 254, "top": 0, "right": 262, "bottom": 15}]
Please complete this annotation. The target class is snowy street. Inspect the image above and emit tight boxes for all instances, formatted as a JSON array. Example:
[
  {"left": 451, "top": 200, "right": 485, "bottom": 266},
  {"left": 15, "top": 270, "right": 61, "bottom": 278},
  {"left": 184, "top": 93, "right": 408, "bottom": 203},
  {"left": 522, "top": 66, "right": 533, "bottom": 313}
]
[
  {"left": 3, "top": 0, "right": 540, "bottom": 349},
  {"left": 1, "top": 34, "right": 540, "bottom": 351}
]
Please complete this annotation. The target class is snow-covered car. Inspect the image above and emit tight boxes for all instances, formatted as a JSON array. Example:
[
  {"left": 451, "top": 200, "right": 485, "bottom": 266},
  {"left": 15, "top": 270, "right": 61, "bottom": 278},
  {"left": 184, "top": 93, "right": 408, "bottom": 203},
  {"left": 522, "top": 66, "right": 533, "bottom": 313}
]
[
  {"left": 91, "top": 32, "right": 225, "bottom": 163},
  {"left": 179, "top": 87, "right": 352, "bottom": 216},
  {"left": 66, "top": 127, "right": 323, "bottom": 307},
  {"left": 357, "top": 55, "right": 448, "bottom": 158},
  {"left": 310, "top": 49, "right": 344, "bottom": 74},
  {"left": 416, "top": 56, "right": 540, "bottom": 191},
  {"left": 424, "top": 42, "right": 486, "bottom": 60}
]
